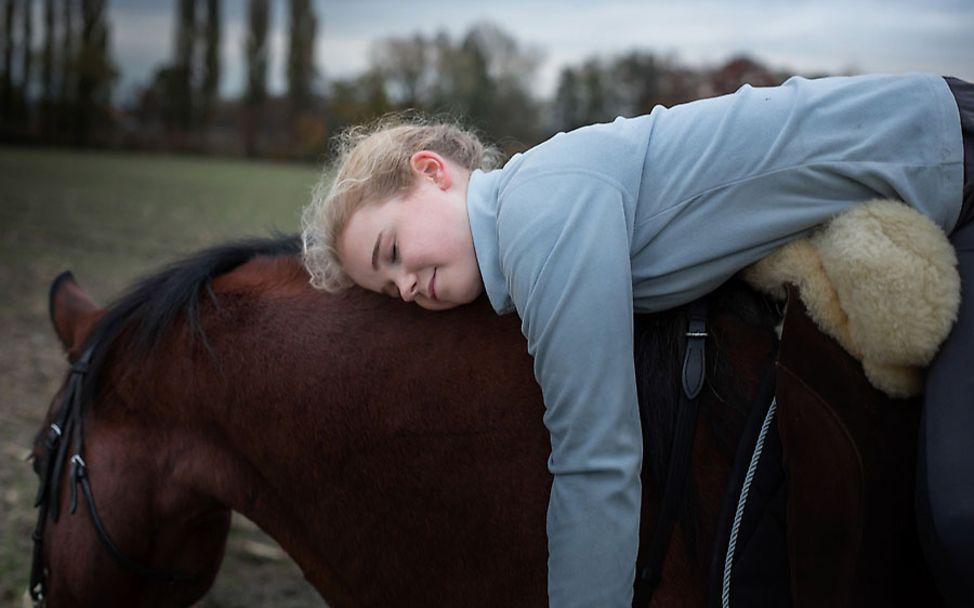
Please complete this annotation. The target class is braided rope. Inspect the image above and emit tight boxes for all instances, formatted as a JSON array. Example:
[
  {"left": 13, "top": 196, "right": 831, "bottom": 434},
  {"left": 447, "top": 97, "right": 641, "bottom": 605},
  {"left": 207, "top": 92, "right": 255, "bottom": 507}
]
[{"left": 722, "top": 397, "right": 778, "bottom": 608}]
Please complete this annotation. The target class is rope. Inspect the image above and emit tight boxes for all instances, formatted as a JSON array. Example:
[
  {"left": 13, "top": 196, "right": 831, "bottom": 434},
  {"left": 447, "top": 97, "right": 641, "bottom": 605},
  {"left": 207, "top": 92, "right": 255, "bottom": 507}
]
[{"left": 722, "top": 397, "right": 778, "bottom": 608}]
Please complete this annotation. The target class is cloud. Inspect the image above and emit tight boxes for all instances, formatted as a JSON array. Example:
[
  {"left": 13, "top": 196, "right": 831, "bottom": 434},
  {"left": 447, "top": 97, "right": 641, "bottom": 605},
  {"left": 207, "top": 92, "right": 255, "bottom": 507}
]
[{"left": 108, "top": 0, "right": 974, "bottom": 103}]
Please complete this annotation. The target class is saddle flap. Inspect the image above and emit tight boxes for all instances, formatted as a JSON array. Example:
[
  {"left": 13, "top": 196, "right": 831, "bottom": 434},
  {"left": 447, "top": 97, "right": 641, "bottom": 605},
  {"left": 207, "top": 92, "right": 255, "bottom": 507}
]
[{"left": 775, "top": 285, "right": 927, "bottom": 607}]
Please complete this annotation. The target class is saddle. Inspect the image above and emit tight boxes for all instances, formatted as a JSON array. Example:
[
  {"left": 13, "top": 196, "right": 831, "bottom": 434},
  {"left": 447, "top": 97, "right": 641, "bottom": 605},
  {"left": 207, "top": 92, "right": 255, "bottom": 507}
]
[
  {"left": 707, "top": 286, "right": 939, "bottom": 607},
  {"left": 643, "top": 200, "right": 953, "bottom": 606}
]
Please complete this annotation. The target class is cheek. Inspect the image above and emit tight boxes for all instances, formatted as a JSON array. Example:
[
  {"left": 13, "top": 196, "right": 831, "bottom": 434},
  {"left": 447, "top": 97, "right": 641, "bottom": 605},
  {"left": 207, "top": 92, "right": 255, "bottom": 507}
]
[
  {"left": 448, "top": 228, "right": 477, "bottom": 264},
  {"left": 452, "top": 259, "right": 484, "bottom": 305}
]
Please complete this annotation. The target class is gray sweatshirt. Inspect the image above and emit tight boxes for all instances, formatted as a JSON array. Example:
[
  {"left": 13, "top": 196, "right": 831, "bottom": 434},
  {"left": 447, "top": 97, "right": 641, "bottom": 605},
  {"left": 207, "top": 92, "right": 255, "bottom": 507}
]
[{"left": 465, "top": 72, "right": 963, "bottom": 607}]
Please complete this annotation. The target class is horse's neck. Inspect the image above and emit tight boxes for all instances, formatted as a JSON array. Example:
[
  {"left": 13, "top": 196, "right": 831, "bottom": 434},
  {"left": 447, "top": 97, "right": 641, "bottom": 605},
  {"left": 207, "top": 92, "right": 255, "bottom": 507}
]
[
  {"left": 150, "top": 366, "right": 342, "bottom": 593},
  {"left": 158, "top": 275, "right": 548, "bottom": 601}
]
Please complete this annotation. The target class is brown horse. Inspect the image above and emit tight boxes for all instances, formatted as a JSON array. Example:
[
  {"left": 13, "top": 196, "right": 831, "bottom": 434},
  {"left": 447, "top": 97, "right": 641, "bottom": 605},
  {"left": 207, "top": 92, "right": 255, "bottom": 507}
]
[{"left": 27, "top": 234, "right": 930, "bottom": 607}]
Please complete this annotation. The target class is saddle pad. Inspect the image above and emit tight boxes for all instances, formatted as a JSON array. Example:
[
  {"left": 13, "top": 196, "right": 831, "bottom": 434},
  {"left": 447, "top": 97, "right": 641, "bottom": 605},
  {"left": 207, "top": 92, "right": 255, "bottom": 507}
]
[{"left": 744, "top": 199, "right": 960, "bottom": 397}]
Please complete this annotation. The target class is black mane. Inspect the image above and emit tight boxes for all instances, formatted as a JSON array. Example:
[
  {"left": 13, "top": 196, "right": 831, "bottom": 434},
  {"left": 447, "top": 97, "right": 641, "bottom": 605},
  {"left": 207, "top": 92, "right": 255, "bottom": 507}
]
[{"left": 77, "top": 233, "right": 302, "bottom": 408}]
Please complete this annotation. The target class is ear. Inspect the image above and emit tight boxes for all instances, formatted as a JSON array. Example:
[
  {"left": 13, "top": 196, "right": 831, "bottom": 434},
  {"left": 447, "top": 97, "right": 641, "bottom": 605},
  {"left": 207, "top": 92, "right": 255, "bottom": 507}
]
[
  {"left": 409, "top": 151, "right": 452, "bottom": 190},
  {"left": 49, "top": 271, "right": 104, "bottom": 356}
]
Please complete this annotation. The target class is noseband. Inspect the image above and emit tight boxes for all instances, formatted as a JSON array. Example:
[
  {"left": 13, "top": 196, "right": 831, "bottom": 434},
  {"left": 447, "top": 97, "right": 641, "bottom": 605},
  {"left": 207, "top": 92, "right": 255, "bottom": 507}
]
[{"left": 29, "top": 346, "right": 194, "bottom": 605}]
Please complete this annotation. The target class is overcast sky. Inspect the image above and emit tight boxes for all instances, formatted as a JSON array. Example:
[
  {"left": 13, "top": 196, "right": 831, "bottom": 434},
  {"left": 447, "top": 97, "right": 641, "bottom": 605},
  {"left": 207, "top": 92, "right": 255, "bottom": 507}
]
[{"left": 109, "top": 0, "right": 974, "bottom": 103}]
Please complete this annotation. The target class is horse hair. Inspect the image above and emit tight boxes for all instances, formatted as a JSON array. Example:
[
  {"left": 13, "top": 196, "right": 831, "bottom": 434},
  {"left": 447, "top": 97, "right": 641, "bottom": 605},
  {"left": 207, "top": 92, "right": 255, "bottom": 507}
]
[{"left": 77, "top": 233, "right": 302, "bottom": 414}]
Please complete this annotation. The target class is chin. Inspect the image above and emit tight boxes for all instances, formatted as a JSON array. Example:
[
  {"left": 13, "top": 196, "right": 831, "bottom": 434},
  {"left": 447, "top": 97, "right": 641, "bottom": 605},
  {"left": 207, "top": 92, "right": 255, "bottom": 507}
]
[
  {"left": 420, "top": 279, "right": 483, "bottom": 312},
  {"left": 419, "top": 299, "right": 461, "bottom": 312},
  {"left": 419, "top": 289, "right": 480, "bottom": 312}
]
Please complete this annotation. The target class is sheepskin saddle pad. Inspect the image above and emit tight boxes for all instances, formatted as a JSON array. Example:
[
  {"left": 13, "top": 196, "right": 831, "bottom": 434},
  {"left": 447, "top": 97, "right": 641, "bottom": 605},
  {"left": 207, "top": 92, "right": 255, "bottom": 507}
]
[{"left": 743, "top": 199, "right": 960, "bottom": 398}]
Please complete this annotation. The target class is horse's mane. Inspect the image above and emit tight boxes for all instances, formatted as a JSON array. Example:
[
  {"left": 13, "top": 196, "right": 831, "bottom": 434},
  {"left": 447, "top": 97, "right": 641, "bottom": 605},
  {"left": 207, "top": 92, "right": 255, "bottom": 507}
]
[{"left": 78, "top": 233, "right": 302, "bottom": 410}]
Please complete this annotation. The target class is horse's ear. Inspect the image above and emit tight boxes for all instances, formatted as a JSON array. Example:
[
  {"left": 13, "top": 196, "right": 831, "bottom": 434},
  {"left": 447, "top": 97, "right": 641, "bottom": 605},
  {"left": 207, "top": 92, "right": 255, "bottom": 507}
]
[{"left": 49, "top": 271, "right": 104, "bottom": 356}]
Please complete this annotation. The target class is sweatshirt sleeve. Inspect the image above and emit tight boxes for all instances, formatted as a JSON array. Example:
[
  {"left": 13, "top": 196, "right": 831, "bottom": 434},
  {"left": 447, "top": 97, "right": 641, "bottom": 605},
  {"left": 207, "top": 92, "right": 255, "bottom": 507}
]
[{"left": 496, "top": 171, "right": 642, "bottom": 607}]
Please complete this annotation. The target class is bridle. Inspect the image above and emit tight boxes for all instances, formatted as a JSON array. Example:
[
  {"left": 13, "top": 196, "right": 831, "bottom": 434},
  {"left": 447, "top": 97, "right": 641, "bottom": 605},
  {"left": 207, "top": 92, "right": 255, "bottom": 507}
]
[{"left": 29, "top": 346, "right": 194, "bottom": 606}]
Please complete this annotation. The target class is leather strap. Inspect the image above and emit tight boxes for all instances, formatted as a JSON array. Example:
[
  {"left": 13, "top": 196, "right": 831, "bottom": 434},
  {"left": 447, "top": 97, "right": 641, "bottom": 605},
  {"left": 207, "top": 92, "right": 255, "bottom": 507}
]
[
  {"left": 682, "top": 302, "right": 709, "bottom": 400},
  {"left": 29, "top": 346, "right": 194, "bottom": 604},
  {"left": 634, "top": 297, "right": 709, "bottom": 607},
  {"left": 75, "top": 455, "right": 195, "bottom": 583}
]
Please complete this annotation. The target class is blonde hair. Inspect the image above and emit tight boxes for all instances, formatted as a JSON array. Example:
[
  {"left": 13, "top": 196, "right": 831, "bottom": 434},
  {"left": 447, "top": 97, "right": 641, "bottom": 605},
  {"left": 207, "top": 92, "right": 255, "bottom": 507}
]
[{"left": 301, "top": 115, "right": 503, "bottom": 292}]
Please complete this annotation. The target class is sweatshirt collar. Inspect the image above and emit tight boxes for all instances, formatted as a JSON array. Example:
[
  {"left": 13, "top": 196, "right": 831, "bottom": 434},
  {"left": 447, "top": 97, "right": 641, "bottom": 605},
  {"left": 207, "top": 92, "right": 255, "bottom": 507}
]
[{"left": 466, "top": 169, "right": 514, "bottom": 314}]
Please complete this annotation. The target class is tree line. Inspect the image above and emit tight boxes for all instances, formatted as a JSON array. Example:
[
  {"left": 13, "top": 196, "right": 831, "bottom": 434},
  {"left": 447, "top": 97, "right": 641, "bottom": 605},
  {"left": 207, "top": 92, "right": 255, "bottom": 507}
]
[
  {"left": 0, "top": 1, "right": 803, "bottom": 159},
  {"left": 1, "top": 0, "right": 114, "bottom": 145}
]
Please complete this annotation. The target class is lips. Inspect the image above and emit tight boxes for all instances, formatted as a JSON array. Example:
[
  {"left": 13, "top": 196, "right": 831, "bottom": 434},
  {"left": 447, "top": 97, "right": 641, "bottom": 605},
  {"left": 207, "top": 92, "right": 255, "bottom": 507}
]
[{"left": 428, "top": 269, "right": 438, "bottom": 301}]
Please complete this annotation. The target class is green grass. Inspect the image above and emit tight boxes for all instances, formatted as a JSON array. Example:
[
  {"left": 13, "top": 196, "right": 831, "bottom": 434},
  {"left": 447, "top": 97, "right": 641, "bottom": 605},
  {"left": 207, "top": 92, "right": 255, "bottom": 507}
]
[
  {"left": 0, "top": 146, "right": 327, "bottom": 606},
  {"left": 0, "top": 146, "right": 323, "bottom": 315}
]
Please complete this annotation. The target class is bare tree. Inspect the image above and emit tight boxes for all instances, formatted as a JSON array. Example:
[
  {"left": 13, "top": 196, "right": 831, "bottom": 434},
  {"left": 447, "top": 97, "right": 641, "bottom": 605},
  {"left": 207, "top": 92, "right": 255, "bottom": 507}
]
[
  {"left": 371, "top": 34, "right": 429, "bottom": 108},
  {"left": 431, "top": 23, "right": 541, "bottom": 147}
]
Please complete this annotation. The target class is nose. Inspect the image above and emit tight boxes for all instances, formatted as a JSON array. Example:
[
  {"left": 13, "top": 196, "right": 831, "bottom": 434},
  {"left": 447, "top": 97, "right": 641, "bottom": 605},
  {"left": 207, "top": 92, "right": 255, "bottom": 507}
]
[{"left": 395, "top": 272, "right": 420, "bottom": 302}]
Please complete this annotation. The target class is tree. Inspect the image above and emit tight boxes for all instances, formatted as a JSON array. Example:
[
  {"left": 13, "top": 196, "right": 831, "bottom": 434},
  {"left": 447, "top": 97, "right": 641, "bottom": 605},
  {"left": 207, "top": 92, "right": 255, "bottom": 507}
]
[
  {"left": 170, "top": 0, "right": 195, "bottom": 129},
  {"left": 242, "top": 0, "right": 268, "bottom": 156},
  {"left": 150, "top": 0, "right": 221, "bottom": 133},
  {"left": 2, "top": 0, "right": 14, "bottom": 125},
  {"left": 327, "top": 68, "right": 391, "bottom": 131},
  {"left": 199, "top": 0, "right": 220, "bottom": 127},
  {"left": 461, "top": 23, "right": 542, "bottom": 145},
  {"left": 74, "top": 0, "right": 116, "bottom": 144},
  {"left": 20, "top": 0, "right": 29, "bottom": 103},
  {"left": 579, "top": 58, "right": 607, "bottom": 124},
  {"left": 608, "top": 52, "right": 659, "bottom": 117},
  {"left": 41, "top": 0, "right": 55, "bottom": 131},
  {"left": 244, "top": 0, "right": 268, "bottom": 106},
  {"left": 371, "top": 33, "right": 429, "bottom": 108},
  {"left": 360, "top": 23, "right": 541, "bottom": 152},
  {"left": 553, "top": 66, "right": 583, "bottom": 132},
  {"left": 455, "top": 28, "right": 493, "bottom": 127},
  {"left": 60, "top": 0, "right": 74, "bottom": 110},
  {"left": 285, "top": 0, "right": 323, "bottom": 158},
  {"left": 287, "top": 0, "right": 316, "bottom": 112},
  {"left": 553, "top": 53, "right": 660, "bottom": 128}
]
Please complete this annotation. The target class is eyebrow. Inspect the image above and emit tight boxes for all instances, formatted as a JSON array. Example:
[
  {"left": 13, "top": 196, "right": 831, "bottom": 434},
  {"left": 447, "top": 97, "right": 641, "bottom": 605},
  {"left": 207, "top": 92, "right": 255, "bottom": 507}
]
[{"left": 371, "top": 230, "right": 383, "bottom": 271}]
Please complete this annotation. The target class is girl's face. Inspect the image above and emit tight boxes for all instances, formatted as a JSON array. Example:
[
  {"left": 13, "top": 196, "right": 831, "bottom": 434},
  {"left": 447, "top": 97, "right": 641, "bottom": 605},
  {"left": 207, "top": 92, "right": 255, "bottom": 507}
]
[{"left": 338, "top": 151, "right": 484, "bottom": 311}]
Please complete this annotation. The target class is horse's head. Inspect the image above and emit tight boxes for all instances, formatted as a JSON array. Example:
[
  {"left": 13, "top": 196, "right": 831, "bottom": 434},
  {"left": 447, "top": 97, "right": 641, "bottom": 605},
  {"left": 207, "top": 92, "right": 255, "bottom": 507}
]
[{"left": 28, "top": 272, "right": 229, "bottom": 607}]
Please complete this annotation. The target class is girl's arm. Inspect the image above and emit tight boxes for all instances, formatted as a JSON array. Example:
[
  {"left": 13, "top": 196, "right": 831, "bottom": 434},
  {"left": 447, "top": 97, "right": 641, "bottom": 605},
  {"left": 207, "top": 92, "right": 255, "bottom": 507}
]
[{"left": 498, "top": 171, "right": 641, "bottom": 607}]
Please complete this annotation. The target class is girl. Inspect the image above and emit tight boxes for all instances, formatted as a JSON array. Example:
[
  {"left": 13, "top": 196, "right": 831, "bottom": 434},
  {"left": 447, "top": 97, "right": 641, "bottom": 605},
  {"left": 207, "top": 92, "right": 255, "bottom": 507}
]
[{"left": 302, "top": 72, "right": 973, "bottom": 607}]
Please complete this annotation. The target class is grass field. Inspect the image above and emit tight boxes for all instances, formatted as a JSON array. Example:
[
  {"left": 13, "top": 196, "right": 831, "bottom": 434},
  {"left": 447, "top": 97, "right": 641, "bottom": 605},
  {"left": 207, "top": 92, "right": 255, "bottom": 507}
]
[{"left": 0, "top": 145, "right": 328, "bottom": 606}]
